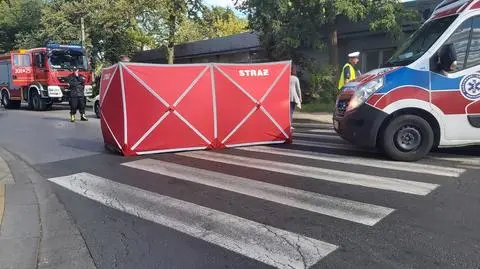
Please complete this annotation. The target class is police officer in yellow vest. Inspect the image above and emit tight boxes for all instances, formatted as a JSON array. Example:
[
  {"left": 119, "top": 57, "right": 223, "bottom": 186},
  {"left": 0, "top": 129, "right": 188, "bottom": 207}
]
[{"left": 338, "top": 51, "right": 361, "bottom": 90}]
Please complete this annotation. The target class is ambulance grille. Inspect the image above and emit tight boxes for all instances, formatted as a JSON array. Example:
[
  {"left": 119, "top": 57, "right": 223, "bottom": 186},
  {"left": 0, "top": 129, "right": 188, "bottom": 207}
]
[{"left": 336, "top": 100, "right": 348, "bottom": 116}]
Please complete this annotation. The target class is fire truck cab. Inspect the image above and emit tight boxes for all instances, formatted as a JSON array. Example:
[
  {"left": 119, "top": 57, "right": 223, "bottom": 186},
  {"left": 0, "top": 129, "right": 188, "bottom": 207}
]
[
  {"left": 0, "top": 43, "right": 93, "bottom": 111},
  {"left": 334, "top": 0, "right": 480, "bottom": 161}
]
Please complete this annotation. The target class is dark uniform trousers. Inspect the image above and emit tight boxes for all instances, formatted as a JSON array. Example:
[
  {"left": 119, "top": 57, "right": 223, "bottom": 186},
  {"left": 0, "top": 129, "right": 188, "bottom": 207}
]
[
  {"left": 70, "top": 97, "right": 86, "bottom": 115},
  {"left": 67, "top": 74, "right": 86, "bottom": 115}
]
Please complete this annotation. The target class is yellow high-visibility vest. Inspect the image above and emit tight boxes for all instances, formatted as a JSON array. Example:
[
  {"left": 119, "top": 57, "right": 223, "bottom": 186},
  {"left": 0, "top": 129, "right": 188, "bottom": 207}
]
[{"left": 338, "top": 63, "right": 356, "bottom": 90}]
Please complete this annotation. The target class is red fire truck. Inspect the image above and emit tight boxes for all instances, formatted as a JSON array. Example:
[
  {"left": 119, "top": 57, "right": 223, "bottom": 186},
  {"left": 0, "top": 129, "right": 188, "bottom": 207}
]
[{"left": 0, "top": 43, "right": 93, "bottom": 110}]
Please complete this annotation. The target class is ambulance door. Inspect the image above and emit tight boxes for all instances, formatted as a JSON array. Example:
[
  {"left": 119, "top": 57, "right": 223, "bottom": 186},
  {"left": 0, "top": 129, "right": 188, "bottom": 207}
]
[{"left": 430, "top": 15, "right": 480, "bottom": 141}]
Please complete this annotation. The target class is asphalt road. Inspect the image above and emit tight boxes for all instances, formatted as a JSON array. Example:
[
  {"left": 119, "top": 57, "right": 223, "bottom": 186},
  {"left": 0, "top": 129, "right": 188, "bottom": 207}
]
[{"left": 1, "top": 105, "right": 480, "bottom": 269}]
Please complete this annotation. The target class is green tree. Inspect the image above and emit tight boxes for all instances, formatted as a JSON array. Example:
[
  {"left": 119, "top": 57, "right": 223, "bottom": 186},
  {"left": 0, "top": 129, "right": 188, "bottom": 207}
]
[
  {"left": 237, "top": 0, "right": 419, "bottom": 102},
  {"left": 154, "top": 0, "right": 205, "bottom": 64},
  {"left": 176, "top": 18, "right": 207, "bottom": 44},
  {"left": 176, "top": 6, "right": 249, "bottom": 43},
  {"left": 0, "top": 0, "right": 248, "bottom": 65},
  {"left": 238, "top": 0, "right": 419, "bottom": 73},
  {"left": 38, "top": 0, "right": 155, "bottom": 67},
  {"left": 199, "top": 6, "right": 248, "bottom": 38},
  {"left": 139, "top": 2, "right": 247, "bottom": 63},
  {"left": 0, "top": 0, "right": 44, "bottom": 52}
]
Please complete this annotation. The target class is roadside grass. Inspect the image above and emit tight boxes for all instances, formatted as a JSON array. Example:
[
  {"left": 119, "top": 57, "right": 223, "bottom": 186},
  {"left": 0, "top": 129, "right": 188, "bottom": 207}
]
[{"left": 300, "top": 100, "right": 335, "bottom": 113}]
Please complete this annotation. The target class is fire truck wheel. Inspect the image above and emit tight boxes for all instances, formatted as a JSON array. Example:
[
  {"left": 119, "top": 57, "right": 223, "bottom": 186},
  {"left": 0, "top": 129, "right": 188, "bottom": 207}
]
[
  {"left": 31, "top": 92, "right": 46, "bottom": 111},
  {"left": 380, "top": 114, "right": 434, "bottom": 162},
  {"left": 1, "top": 91, "right": 20, "bottom": 109},
  {"left": 1, "top": 91, "right": 10, "bottom": 108}
]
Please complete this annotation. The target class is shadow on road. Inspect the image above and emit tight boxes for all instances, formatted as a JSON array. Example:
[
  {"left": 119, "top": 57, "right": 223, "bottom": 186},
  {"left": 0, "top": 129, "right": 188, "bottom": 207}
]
[
  {"left": 42, "top": 116, "right": 71, "bottom": 122},
  {"left": 433, "top": 146, "right": 480, "bottom": 157},
  {"left": 4, "top": 103, "right": 93, "bottom": 112},
  {"left": 57, "top": 138, "right": 105, "bottom": 153}
]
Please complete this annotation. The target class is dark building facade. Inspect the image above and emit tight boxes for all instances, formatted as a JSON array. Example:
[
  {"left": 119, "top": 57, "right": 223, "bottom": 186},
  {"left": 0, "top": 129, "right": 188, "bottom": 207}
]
[{"left": 132, "top": 0, "right": 439, "bottom": 74}]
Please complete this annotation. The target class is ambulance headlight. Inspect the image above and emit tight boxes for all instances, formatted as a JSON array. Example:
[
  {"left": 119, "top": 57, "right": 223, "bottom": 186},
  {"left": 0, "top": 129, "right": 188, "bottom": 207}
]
[{"left": 347, "top": 77, "right": 384, "bottom": 112}]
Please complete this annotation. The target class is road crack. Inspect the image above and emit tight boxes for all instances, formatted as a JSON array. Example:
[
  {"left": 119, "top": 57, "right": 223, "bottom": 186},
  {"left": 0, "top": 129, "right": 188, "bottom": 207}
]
[{"left": 263, "top": 225, "right": 308, "bottom": 269}]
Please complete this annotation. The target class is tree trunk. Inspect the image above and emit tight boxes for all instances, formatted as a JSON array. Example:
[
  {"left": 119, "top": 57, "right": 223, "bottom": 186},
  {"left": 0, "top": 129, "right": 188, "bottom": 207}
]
[
  {"left": 325, "top": 0, "right": 339, "bottom": 74},
  {"left": 327, "top": 23, "right": 339, "bottom": 76},
  {"left": 167, "top": 13, "right": 176, "bottom": 64},
  {"left": 327, "top": 21, "right": 340, "bottom": 102},
  {"left": 166, "top": 47, "right": 174, "bottom": 64}
]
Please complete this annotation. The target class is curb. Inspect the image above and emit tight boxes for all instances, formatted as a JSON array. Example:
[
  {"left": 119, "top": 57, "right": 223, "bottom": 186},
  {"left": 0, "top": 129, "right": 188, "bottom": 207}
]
[
  {"left": 0, "top": 149, "right": 7, "bottom": 224},
  {"left": 0, "top": 147, "right": 96, "bottom": 269},
  {"left": 294, "top": 112, "right": 333, "bottom": 124},
  {"left": 0, "top": 184, "right": 4, "bottom": 226}
]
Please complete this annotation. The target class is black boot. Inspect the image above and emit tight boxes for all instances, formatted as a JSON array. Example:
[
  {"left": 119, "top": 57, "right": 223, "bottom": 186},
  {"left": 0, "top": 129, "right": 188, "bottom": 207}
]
[{"left": 80, "top": 114, "right": 88, "bottom": 121}]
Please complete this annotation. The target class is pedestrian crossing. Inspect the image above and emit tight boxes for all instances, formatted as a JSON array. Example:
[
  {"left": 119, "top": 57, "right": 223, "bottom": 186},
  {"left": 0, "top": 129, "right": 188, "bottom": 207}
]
[
  {"left": 122, "top": 159, "right": 395, "bottom": 225},
  {"left": 293, "top": 138, "right": 480, "bottom": 165},
  {"left": 46, "top": 122, "right": 477, "bottom": 269},
  {"left": 306, "top": 129, "right": 338, "bottom": 135},
  {"left": 294, "top": 132, "right": 344, "bottom": 141},
  {"left": 176, "top": 151, "right": 439, "bottom": 195},
  {"left": 49, "top": 172, "right": 338, "bottom": 269},
  {"left": 238, "top": 146, "right": 465, "bottom": 177}
]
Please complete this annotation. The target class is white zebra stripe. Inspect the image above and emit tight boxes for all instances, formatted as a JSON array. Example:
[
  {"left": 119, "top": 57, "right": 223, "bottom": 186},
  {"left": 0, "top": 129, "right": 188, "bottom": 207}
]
[
  {"left": 294, "top": 132, "right": 344, "bottom": 141},
  {"left": 176, "top": 151, "right": 439, "bottom": 196},
  {"left": 305, "top": 129, "right": 336, "bottom": 135},
  {"left": 293, "top": 139, "right": 480, "bottom": 165},
  {"left": 239, "top": 146, "right": 465, "bottom": 177},
  {"left": 122, "top": 159, "right": 395, "bottom": 226},
  {"left": 48, "top": 173, "right": 338, "bottom": 269}
]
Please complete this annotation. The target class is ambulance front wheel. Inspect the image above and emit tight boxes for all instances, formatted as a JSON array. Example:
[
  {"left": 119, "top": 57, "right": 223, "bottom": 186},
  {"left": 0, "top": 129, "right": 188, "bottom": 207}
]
[{"left": 380, "top": 115, "right": 434, "bottom": 162}]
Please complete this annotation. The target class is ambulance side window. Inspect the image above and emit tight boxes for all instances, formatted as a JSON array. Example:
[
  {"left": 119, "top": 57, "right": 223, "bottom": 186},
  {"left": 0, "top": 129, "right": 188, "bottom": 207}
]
[
  {"left": 465, "top": 17, "right": 480, "bottom": 69},
  {"left": 443, "top": 18, "right": 473, "bottom": 72}
]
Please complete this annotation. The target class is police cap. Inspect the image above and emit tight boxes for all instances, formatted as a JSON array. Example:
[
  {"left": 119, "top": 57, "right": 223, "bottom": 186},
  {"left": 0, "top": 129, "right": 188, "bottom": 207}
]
[{"left": 348, "top": 52, "right": 360, "bottom": 58}]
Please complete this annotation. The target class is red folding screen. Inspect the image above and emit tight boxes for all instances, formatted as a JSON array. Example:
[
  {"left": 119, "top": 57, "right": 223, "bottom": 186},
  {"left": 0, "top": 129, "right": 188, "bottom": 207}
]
[{"left": 99, "top": 61, "right": 292, "bottom": 156}]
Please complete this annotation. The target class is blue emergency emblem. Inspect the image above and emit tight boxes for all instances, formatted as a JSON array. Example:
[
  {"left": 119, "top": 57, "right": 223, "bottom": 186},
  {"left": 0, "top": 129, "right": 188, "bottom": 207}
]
[{"left": 460, "top": 73, "right": 480, "bottom": 100}]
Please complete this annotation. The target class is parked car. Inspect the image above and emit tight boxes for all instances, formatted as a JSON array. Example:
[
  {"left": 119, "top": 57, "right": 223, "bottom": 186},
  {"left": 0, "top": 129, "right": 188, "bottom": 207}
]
[{"left": 93, "top": 95, "right": 100, "bottom": 118}]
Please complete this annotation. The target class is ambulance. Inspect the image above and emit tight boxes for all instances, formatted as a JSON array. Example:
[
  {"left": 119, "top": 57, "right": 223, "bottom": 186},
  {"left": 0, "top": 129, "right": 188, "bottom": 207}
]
[{"left": 334, "top": 0, "right": 480, "bottom": 161}]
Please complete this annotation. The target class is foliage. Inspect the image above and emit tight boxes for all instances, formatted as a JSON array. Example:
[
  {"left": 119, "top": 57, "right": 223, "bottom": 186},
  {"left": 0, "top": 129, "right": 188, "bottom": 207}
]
[
  {"left": 237, "top": 0, "right": 420, "bottom": 102},
  {"left": 368, "top": 1, "right": 421, "bottom": 43},
  {"left": 296, "top": 56, "right": 337, "bottom": 103},
  {"left": 199, "top": 7, "right": 248, "bottom": 38},
  {"left": 0, "top": 0, "right": 44, "bottom": 53},
  {"left": 300, "top": 100, "right": 335, "bottom": 113},
  {"left": 239, "top": 0, "right": 418, "bottom": 61},
  {"left": 0, "top": 0, "right": 248, "bottom": 67}
]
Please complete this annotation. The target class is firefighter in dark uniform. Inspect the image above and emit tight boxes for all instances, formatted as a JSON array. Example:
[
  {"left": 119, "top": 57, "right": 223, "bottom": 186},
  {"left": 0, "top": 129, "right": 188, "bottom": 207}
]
[
  {"left": 338, "top": 51, "right": 361, "bottom": 90},
  {"left": 67, "top": 66, "right": 88, "bottom": 122}
]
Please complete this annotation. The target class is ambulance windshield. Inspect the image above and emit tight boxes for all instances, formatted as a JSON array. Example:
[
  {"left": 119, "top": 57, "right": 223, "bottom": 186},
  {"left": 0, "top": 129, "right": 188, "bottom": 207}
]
[
  {"left": 48, "top": 49, "right": 88, "bottom": 70},
  {"left": 384, "top": 15, "right": 458, "bottom": 67}
]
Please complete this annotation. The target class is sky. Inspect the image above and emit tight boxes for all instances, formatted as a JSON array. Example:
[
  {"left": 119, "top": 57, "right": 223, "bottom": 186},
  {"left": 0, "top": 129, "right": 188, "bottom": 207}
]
[
  {"left": 204, "top": 0, "right": 417, "bottom": 16},
  {"left": 204, "top": 0, "right": 237, "bottom": 8},
  {"left": 204, "top": 0, "right": 246, "bottom": 17},
  {"left": 205, "top": 0, "right": 414, "bottom": 7}
]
